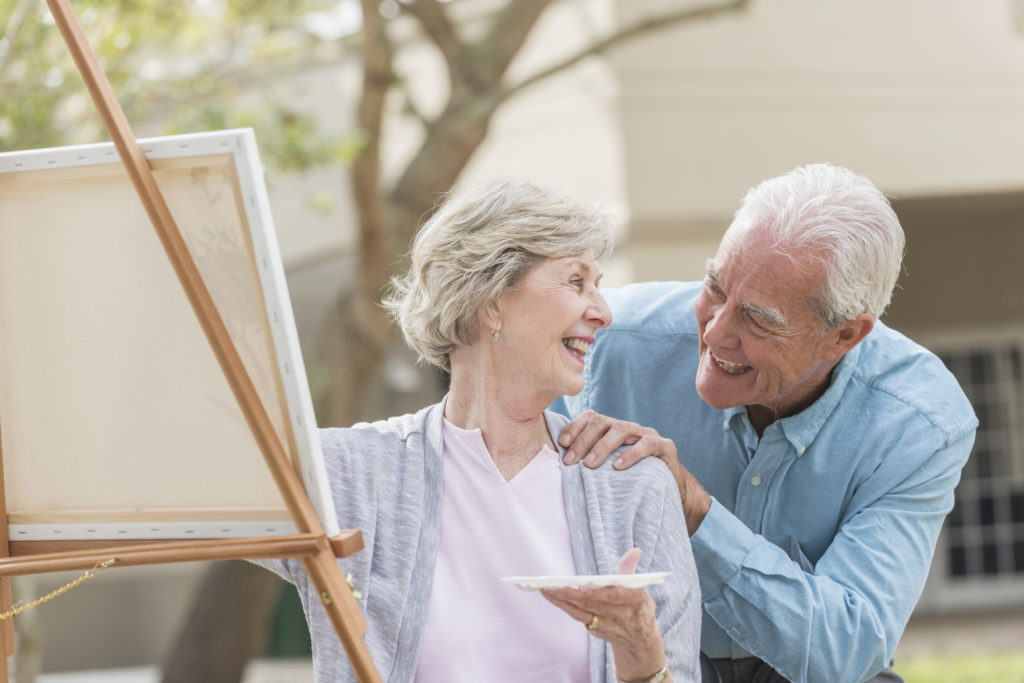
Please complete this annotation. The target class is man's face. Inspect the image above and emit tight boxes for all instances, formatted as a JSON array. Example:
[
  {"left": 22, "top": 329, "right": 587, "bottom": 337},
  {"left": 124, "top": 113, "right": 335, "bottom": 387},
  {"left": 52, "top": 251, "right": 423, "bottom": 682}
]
[{"left": 694, "top": 224, "right": 846, "bottom": 432}]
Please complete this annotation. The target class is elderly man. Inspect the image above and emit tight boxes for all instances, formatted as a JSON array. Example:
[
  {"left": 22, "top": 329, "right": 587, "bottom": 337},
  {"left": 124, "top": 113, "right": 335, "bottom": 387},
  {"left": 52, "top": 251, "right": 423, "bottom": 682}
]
[{"left": 556, "top": 164, "right": 977, "bottom": 683}]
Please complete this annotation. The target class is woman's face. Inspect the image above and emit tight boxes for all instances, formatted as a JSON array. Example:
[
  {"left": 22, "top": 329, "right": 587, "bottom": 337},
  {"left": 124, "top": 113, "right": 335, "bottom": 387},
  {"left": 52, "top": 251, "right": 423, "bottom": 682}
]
[{"left": 494, "top": 250, "right": 611, "bottom": 402}]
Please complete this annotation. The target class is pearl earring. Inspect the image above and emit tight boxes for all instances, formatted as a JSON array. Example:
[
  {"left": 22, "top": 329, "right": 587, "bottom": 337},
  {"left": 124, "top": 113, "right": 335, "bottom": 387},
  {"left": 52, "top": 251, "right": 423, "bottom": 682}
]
[{"left": 491, "top": 329, "right": 501, "bottom": 344}]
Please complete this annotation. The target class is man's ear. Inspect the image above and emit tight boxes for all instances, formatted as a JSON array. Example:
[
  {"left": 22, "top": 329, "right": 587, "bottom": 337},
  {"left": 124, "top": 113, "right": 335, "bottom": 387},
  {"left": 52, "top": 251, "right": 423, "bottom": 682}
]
[{"left": 824, "top": 313, "right": 874, "bottom": 361}]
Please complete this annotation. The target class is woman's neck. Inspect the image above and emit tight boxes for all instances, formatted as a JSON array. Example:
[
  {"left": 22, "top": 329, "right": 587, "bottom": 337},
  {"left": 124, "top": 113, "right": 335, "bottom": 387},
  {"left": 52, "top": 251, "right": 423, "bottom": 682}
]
[{"left": 445, "top": 362, "right": 556, "bottom": 480}]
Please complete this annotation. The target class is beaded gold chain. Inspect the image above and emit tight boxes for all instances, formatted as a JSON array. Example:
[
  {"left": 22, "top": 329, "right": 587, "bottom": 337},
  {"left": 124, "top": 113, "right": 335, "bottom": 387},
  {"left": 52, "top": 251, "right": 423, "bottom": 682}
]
[{"left": 0, "top": 559, "right": 118, "bottom": 621}]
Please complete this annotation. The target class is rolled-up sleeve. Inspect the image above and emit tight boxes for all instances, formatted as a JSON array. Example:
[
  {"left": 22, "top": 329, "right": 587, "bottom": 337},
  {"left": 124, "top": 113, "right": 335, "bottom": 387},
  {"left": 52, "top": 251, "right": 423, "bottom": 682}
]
[{"left": 692, "top": 429, "right": 976, "bottom": 683}]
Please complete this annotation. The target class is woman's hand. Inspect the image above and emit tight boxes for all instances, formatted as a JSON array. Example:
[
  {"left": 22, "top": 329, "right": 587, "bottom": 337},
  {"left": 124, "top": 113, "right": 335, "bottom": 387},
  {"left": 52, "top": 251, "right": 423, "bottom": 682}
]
[{"left": 540, "top": 549, "right": 671, "bottom": 682}]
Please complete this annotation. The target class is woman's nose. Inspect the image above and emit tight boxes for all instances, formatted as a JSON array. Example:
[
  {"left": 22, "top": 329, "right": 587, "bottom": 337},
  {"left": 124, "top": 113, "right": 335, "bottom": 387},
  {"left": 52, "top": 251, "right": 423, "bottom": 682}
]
[{"left": 588, "top": 291, "right": 612, "bottom": 329}]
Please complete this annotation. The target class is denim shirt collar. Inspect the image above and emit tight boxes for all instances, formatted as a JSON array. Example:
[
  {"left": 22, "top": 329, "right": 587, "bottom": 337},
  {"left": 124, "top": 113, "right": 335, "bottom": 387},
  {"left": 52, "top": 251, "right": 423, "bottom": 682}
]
[{"left": 721, "top": 341, "right": 863, "bottom": 457}]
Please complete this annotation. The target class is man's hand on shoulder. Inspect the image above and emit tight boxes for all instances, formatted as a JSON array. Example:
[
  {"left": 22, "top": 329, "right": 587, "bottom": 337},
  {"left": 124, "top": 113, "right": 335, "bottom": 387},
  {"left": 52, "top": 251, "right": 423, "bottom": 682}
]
[{"left": 559, "top": 410, "right": 711, "bottom": 535}]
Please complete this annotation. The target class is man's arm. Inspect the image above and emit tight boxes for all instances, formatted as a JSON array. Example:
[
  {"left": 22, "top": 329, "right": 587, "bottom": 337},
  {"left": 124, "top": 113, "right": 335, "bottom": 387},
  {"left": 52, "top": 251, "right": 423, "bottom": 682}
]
[
  {"left": 694, "top": 433, "right": 972, "bottom": 681},
  {"left": 560, "top": 415, "right": 975, "bottom": 682}
]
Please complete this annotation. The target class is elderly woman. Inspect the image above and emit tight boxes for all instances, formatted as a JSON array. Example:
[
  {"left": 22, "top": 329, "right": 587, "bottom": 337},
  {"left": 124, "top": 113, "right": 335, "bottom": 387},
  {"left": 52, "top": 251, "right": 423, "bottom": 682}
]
[{"left": 255, "top": 179, "right": 701, "bottom": 682}]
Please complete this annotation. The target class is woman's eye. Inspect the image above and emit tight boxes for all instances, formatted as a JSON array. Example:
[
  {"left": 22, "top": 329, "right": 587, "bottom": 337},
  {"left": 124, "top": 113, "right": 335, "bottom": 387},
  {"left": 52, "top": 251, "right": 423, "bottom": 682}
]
[{"left": 570, "top": 277, "right": 585, "bottom": 289}]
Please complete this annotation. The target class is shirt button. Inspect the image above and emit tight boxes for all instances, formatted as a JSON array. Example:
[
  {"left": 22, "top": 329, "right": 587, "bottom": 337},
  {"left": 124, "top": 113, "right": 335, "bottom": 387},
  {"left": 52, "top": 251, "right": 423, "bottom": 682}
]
[{"left": 750, "top": 474, "right": 762, "bottom": 486}]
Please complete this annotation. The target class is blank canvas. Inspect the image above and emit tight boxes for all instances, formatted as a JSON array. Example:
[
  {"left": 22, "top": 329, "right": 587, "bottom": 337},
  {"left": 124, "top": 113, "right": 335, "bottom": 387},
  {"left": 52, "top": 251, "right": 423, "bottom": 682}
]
[{"left": 0, "top": 129, "right": 339, "bottom": 541}]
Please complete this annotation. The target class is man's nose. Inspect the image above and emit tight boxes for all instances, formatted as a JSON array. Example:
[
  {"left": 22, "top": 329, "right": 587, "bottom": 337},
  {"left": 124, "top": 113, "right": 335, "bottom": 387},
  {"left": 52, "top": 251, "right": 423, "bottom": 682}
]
[{"left": 702, "top": 304, "right": 739, "bottom": 348}]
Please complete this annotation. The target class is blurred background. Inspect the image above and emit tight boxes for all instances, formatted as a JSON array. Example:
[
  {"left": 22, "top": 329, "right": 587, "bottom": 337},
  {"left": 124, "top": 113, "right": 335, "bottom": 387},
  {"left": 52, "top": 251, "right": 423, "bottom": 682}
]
[{"left": 2, "top": 0, "right": 1024, "bottom": 681}]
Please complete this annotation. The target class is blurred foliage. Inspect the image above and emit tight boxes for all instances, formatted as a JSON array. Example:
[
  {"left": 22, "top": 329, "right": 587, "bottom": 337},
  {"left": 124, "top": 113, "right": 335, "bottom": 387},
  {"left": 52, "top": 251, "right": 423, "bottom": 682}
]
[
  {"left": 901, "top": 651, "right": 1024, "bottom": 683},
  {"left": 0, "top": 0, "right": 355, "bottom": 174}
]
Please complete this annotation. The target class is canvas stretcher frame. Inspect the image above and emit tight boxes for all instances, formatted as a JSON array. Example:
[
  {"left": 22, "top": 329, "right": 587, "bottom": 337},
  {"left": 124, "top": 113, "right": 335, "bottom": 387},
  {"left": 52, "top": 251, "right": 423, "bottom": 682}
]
[{"left": 0, "top": 130, "right": 339, "bottom": 543}]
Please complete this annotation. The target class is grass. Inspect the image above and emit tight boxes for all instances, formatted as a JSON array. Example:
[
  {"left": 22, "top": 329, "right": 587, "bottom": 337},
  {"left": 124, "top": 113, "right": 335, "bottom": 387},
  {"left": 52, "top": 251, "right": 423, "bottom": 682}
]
[{"left": 900, "top": 652, "right": 1024, "bottom": 683}]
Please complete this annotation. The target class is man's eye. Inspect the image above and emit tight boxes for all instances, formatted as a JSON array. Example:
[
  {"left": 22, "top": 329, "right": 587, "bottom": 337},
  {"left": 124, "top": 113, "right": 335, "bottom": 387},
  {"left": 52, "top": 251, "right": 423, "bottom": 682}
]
[{"left": 746, "top": 314, "right": 770, "bottom": 333}]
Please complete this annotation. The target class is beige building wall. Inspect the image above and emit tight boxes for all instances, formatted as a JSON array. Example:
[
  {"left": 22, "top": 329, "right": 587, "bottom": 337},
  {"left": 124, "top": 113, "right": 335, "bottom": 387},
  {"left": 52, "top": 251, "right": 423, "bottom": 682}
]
[
  {"left": 608, "top": 0, "right": 1024, "bottom": 618},
  {"left": 610, "top": 0, "right": 1024, "bottom": 285}
]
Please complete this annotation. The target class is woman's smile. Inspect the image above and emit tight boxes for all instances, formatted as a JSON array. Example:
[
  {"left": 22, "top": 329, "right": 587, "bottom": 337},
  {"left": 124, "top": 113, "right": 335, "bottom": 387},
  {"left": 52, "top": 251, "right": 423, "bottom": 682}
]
[{"left": 563, "top": 337, "right": 592, "bottom": 363}]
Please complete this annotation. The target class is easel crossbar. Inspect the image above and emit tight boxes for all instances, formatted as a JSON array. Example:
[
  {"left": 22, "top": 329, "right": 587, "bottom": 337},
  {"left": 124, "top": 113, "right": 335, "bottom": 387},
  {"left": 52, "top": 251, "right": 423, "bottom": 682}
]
[{"left": 0, "top": 534, "right": 324, "bottom": 576}]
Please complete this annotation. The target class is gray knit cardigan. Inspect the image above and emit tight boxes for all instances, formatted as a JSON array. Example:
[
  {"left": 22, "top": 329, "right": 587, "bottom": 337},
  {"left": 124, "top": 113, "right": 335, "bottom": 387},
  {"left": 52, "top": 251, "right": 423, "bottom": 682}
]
[{"left": 255, "top": 399, "right": 701, "bottom": 682}]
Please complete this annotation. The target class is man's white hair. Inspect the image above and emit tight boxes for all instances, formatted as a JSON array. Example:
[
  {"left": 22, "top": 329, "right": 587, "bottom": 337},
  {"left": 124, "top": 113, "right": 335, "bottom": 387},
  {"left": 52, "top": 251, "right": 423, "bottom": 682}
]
[{"left": 732, "top": 163, "right": 905, "bottom": 328}]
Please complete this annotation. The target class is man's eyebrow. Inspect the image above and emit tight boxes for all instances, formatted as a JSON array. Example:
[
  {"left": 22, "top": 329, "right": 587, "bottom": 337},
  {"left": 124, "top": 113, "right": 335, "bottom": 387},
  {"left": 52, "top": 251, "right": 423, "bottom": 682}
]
[
  {"left": 742, "top": 302, "right": 789, "bottom": 331},
  {"left": 704, "top": 262, "right": 721, "bottom": 285},
  {"left": 705, "top": 262, "right": 789, "bottom": 331}
]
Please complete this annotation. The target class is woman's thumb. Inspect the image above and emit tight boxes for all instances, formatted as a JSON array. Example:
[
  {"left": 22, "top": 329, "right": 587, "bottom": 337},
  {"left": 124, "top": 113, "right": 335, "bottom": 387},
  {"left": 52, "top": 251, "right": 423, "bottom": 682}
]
[{"left": 617, "top": 547, "right": 642, "bottom": 575}]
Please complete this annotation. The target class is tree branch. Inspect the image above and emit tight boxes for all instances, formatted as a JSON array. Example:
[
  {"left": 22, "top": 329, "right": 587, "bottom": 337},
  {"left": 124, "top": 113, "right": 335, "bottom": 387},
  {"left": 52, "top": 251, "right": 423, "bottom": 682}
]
[
  {"left": 403, "top": 0, "right": 462, "bottom": 70},
  {"left": 501, "top": 0, "right": 749, "bottom": 102},
  {"left": 395, "top": 74, "right": 433, "bottom": 130},
  {"left": 464, "top": 0, "right": 555, "bottom": 88}
]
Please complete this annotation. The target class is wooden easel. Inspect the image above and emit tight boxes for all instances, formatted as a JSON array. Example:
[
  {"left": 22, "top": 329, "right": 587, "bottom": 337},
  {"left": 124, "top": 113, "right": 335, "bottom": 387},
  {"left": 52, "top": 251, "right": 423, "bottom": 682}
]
[{"left": 0, "top": 2, "right": 382, "bottom": 681}]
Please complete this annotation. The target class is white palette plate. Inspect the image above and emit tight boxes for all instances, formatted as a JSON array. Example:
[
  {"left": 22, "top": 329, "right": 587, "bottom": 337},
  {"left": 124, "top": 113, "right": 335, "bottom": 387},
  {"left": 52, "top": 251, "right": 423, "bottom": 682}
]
[{"left": 501, "top": 572, "right": 670, "bottom": 591}]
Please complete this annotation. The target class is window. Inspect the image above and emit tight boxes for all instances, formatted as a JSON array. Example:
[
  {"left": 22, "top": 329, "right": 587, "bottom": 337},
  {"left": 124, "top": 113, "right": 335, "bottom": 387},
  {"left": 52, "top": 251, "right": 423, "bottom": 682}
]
[
  {"left": 920, "top": 331, "right": 1024, "bottom": 611},
  {"left": 941, "top": 342, "right": 1024, "bottom": 578}
]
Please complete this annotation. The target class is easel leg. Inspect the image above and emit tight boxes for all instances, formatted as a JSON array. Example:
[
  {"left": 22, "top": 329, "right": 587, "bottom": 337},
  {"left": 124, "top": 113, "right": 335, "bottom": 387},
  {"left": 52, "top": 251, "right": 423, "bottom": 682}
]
[
  {"left": 2, "top": 417, "right": 14, "bottom": 683},
  {"left": 301, "top": 546, "right": 380, "bottom": 683},
  {"left": 1, "top": 576, "right": 12, "bottom": 683}
]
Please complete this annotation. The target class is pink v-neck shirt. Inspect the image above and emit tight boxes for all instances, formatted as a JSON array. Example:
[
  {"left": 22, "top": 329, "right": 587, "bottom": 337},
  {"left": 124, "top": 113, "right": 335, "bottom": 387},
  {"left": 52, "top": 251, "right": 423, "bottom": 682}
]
[{"left": 413, "top": 418, "right": 589, "bottom": 682}]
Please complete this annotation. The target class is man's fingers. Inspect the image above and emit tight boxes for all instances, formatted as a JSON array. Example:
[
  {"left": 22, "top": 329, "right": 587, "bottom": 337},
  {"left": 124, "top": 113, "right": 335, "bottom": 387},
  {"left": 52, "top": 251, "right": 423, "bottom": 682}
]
[
  {"left": 557, "top": 410, "right": 593, "bottom": 448},
  {"left": 559, "top": 412, "right": 671, "bottom": 470},
  {"left": 612, "top": 434, "right": 673, "bottom": 470},
  {"left": 560, "top": 411, "right": 604, "bottom": 464},
  {"left": 563, "top": 413, "right": 627, "bottom": 465},
  {"left": 582, "top": 428, "right": 630, "bottom": 468},
  {"left": 612, "top": 443, "right": 647, "bottom": 470}
]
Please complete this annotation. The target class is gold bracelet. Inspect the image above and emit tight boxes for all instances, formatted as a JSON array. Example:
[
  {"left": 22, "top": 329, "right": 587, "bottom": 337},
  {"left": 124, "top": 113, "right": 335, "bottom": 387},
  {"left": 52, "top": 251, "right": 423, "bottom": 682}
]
[{"left": 617, "top": 662, "right": 670, "bottom": 683}]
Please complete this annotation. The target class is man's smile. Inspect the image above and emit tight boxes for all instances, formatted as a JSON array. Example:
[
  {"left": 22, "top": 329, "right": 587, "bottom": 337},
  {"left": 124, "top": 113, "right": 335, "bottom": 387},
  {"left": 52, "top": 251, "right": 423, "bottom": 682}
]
[{"left": 710, "top": 350, "right": 752, "bottom": 375}]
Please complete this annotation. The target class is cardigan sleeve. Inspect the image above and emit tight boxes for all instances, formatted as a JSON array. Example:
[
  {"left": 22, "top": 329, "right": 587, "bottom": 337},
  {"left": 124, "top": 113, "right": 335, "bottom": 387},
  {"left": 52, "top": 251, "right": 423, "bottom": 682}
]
[{"left": 641, "top": 465, "right": 703, "bottom": 683}]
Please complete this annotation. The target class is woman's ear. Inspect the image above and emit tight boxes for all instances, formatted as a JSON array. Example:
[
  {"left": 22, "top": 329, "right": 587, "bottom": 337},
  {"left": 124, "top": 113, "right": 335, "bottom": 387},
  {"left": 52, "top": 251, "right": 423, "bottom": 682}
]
[
  {"left": 479, "top": 300, "right": 503, "bottom": 341},
  {"left": 481, "top": 296, "right": 505, "bottom": 332}
]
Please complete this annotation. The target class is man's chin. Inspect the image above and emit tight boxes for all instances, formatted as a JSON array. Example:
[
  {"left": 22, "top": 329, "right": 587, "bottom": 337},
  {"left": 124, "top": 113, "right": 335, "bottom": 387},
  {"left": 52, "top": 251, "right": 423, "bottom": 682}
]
[{"left": 696, "top": 380, "right": 744, "bottom": 411}]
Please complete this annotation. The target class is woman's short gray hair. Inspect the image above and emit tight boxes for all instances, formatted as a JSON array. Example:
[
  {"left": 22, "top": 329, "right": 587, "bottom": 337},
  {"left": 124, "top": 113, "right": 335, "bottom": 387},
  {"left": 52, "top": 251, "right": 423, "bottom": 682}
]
[
  {"left": 383, "top": 179, "right": 616, "bottom": 370},
  {"left": 733, "top": 163, "right": 905, "bottom": 328}
]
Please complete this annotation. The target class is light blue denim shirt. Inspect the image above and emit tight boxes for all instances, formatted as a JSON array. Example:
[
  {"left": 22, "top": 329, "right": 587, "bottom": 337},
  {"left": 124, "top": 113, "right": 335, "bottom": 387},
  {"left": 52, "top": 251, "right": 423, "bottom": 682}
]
[{"left": 557, "top": 281, "right": 977, "bottom": 683}]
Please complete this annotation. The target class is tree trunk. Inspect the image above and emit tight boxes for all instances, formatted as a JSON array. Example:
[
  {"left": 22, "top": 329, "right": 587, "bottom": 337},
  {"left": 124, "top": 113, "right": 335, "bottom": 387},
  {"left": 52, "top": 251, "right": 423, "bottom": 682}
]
[
  {"left": 309, "top": 285, "right": 395, "bottom": 426},
  {"left": 160, "top": 561, "right": 280, "bottom": 683}
]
